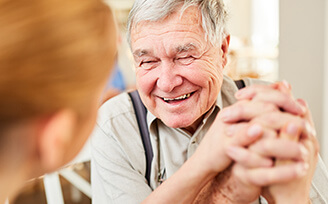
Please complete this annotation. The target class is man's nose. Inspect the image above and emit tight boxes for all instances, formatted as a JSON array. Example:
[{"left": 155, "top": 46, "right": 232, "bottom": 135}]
[{"left": 156, "top": 61, "right": 183, "bottom": 92}]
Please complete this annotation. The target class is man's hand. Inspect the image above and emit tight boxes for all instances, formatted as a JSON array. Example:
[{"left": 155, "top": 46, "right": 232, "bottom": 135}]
[
  {"left": 233, "top": 83, "right": 319, "bottom": 203},
  {"left": 193, "top": 82, "right": 318, "bottom": 204},
  {"left": 211, "top": 109, "right": 310, "bottom": 203},
  {"left": 192, "top": 106, "right": 264, "bottom": 176},
  {"left": 263, "top": 99, "right": 319, "bottom": 204}
]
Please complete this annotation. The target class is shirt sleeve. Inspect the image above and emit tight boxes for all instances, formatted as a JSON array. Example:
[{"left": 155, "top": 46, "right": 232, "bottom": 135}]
[
  {"left": 310, "top": 155, "right": 328, "bottom": 203},
  {"left": 91, "top": 123, "right": 152, "bottom": 204}
]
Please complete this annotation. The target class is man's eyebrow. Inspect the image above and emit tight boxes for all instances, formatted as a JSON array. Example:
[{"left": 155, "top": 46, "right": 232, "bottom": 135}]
[
  {"left": 133, "top": 49, "right": 151, "bottom": 57},
  {"left": 176, "top": 43, "right": 197, "bottom": 53}
]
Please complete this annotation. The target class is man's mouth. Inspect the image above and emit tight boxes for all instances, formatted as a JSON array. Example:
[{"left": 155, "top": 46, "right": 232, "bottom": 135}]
[{"left": 162, "top": 92, "right": 194, "bottom": 103}]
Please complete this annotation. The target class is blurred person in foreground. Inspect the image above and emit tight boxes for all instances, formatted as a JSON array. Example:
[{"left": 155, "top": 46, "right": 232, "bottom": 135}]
[
  {"left": 91, "top": 0, "right": 328, "bottom": 203},
  {"left": 0, "top": 0, "right": 117, "bottom": 202}
]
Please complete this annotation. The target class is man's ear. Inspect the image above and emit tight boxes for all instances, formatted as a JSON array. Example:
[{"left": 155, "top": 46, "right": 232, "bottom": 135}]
[
  {"left": 37, "top": 109, "right": 77, "bottom": 172},
  {"left": 221, "top": 34, "right": 230, "bottom": 67}
]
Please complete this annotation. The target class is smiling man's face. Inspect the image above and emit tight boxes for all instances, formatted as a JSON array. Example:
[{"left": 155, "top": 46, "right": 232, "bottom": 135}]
[{"left": 131, "top": 5, "right": 229, "bottom": 134}]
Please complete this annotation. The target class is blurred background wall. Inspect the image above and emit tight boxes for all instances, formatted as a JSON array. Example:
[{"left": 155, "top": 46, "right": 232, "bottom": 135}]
[
  {"left": 279, "top": 0, "right": 327, "bottom": 165},
  {"left": 323, "top": 0, "right": 328, "bottom": 166}
]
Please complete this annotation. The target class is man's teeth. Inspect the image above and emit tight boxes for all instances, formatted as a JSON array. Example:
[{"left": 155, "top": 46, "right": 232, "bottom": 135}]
[{"left": 163, "top": 93, "right": 191, "bottom": 101}]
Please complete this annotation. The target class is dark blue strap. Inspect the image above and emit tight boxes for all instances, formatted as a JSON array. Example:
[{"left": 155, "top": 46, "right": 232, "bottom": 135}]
[
  {"left": 128, "top": 90, "right": 153, "bottom": 185},
  {"left": 234, "top": 79, "right": 245, "bottom": 90}
]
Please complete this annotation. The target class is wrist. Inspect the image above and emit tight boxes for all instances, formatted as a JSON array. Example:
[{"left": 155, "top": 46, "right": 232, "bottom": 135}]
[
  {"left": 191, "top": 144, "right": 231, "bottom": 176},
  {"left": 210, "top": 168, "right": 259, "bottom": 204},
  {"left": 189, "top": 150, "right": 224, "bottom": 179},
  {"left": 181, "top": 154, "right": 218, "bottom": 190}
]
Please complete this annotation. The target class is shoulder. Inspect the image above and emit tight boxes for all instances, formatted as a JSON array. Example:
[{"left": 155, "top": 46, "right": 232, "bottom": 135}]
[
  {"left": 92, "top": 92, "right": 146, "bottom": 170},
  {"left": 97, "top": 92, "right": 135, "bottom": 127},
  {"left": 96, "top": 90, "right": 143, "bottom": 139},
  {"left": 95, "top": 92, "right": 143, "bottom": 148}
]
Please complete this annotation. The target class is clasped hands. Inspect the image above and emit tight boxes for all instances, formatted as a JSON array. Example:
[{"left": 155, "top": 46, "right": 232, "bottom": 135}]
[{"left": 195, "top": 81, "right": 319, "bottom": 204}]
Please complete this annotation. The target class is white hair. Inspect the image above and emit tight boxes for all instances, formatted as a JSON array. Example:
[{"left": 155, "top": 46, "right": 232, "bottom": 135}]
[{"left": 127, "top": 0, "right": 229, "bottom": 46}]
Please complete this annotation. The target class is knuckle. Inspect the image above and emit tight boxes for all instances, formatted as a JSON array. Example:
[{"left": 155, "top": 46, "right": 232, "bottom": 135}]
[
  {"left": 232, "top": 165, "right": 244, "bottom": 179},
  {"left": 267, "top": 129, "right": 278, "bottom": 139},
  {"left": 234, "top": 102, "right": 246, "bottom": 118},
  {"left": 259, "top": 141, "right": 271, "bottom": 154},
  {"left": 263, "top": 103, "right": 279, "bottom": 113},
  {"left": 259, "top": 173, "right": 272, "bottom": 185},
  {"left": 277, "top": 93, "right": 294, "bottom": 108},
  {"left": 264, "top": 112, "right": 279, "bottom": 125}
]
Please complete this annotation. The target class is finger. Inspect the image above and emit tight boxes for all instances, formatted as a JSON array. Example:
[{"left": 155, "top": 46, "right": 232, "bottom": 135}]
[
  {"left": 235, "top": 84, "right": 284, "bottom": 99},
  {"left": 276, "top": 123, "right": 301, "bottom": 165},
  {"left": 297, "top": 98, "right": 310, "bottom": 119},
  {"left": 297, "top": 98, "right": 316, "bottom": 138},
  {"left": 271, "top": 80, "right": 292, "bottom": 94},
  {"left": 224, "top": 123, "right": 264, "bottom": 152},
  {"left": 281, "top": 80, "right": 292, "bottom": 91},
  {"left": 251, "top": 112, "right": 313, "bottom": 140},
  {"left": 233, "top": 162, "right": 309, "bottom": 186},
  {"left": 279, "top": 123, "right": 301, "bottom": 141},
  {"left": 249, "top": 138, "right": 309, "bottom": 161},
  {"left": 225, "top": 122, "right": 248, "bottom": 137},
  {"left": 226, "top": 146, "right": 273, "bottom": 168},
  {"left": 235, "top": 85, "right": 305, "bottom": 115},
  {"left": 226, "top": 122, "right": 277, "bottom": 139},
  {"left": 252, "top": 91, "right": 304, "bottom": 116},
  {"left": 251, "top": 112, "right": 314, "bottom": 143},
  {"left": 220, "top": 100, "right": 279, "bottom": 123}
]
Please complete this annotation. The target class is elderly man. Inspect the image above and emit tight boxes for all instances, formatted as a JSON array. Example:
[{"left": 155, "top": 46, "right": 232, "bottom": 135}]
[{"left": 91, "top": 0, "right": 328, "bottom": 203}]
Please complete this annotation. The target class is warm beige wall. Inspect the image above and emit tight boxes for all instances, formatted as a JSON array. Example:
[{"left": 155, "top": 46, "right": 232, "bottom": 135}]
[
  {"left": 279, "top": 0, "right": 326, "bottom": 160},
  {"left": 323, "top": 0, "right": 328, "bottom": 165},
  {"left": 226, "top": 0, "right": 252, "bottom": 42},
  {"left": 105, "top": 0, "right": 133, "bottom": 10}
]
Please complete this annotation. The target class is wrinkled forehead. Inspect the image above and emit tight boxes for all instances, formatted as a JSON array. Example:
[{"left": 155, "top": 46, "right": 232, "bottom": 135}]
[{"left": 130, "top": 5, "right": 203, "bottom": 43}]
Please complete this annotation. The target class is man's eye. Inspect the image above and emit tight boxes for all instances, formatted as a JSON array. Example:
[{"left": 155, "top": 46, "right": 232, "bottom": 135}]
[
  {"left": 177, "top": 56, "right": 195, "bottom": 65},
  {"left": 140, "top": 61, "right": 157, "bottom": 69}
]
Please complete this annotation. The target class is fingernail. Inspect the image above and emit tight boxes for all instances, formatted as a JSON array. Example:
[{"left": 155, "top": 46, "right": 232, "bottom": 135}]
[
  {"left": 305, "top": 122, "right": 316, "bottom": 137},
  {"left": 297, "top": 98, "right": 307, "bottom": 108},
  {"left": 247, "top": 124, "right": 262, "bottom": 138},
  {"left": 300, "top": 145, "right": 309, "bottom": 159},
  {"left": 282, "top": 80, "right": 291, "bottom": 90},
  {"left": 296, "top": 99, "right": 307, "bottom": 115},
  {"left": 299, "top": 105, "right": 307, "bottom": 115},
  {"left": 296, "top": 163, "right": 309, "bottom": 177},
  {"left": 286, "top": 123, "right": 298, "bottom": 135}
]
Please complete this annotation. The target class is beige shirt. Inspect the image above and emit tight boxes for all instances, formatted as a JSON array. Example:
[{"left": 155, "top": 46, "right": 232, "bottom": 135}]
[{"left": 91, "top": 76, "right": 328, "bottom": 204}]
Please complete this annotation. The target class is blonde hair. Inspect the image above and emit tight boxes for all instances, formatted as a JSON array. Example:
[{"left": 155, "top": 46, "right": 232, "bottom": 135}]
[{"left": 0, "top": 0, "right": 117, "bottom": 129}]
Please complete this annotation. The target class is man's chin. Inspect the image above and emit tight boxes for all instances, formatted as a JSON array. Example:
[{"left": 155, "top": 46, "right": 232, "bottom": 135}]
[
  {"left": 161, "top": 120, "right": 189, "bottom": 128},
  {"left": 161, "top": 118, "right": 198, "bottom": 133}
]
